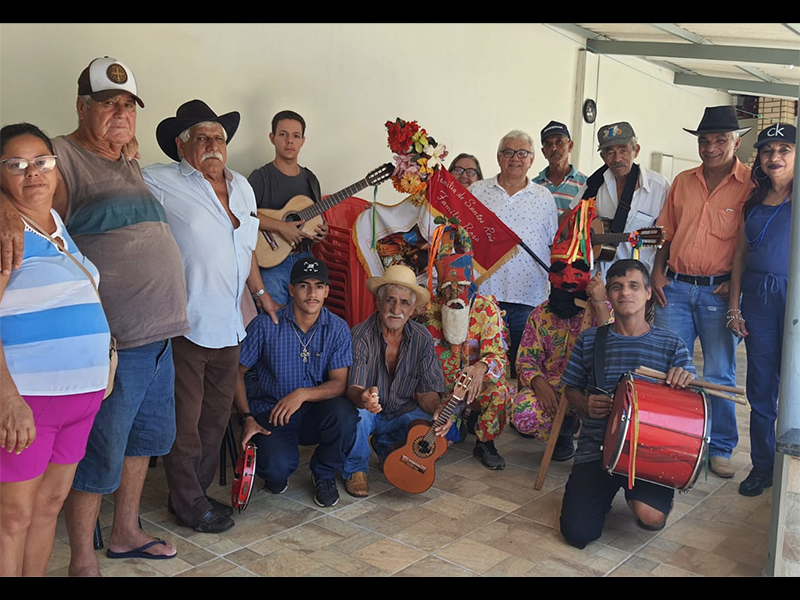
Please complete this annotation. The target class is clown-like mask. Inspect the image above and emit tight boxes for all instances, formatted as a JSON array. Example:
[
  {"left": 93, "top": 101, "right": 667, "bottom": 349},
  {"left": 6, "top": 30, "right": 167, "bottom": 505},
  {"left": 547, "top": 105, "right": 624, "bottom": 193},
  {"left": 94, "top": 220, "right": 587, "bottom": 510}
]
[
  {"left": 437, "top": 262, "right": 475, "bottom": 346},
  {"left": 549, "top": 259, "right": 590, "bottom": 292}
]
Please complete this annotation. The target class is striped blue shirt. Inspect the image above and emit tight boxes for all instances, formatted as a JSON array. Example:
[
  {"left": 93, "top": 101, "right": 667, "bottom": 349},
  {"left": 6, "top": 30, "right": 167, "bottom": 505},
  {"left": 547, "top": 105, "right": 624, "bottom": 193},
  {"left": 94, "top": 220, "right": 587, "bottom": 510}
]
[
  {"left": 0, "top": 211, "right": 110, "bottom": 395},
  {"left": 561, "top": 325, "right": 695, "bottom": 464},
  {"left": 534, "top": 165, "right": 588, "bottom": 216}
]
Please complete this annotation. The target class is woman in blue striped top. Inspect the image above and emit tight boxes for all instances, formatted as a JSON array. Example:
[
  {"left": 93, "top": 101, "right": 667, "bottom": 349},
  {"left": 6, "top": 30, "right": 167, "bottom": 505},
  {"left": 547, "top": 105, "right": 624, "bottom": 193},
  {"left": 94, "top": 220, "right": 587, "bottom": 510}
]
[{"left": 0, "top": 123, "right": 110, "bottom": 577}]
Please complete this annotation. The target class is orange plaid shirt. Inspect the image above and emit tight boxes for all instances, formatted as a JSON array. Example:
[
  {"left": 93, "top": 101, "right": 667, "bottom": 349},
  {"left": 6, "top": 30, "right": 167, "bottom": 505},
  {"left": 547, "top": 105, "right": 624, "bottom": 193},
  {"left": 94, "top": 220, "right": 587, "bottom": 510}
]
[{"left": 656, "top": 159, "right": 753, "bottom": 276}]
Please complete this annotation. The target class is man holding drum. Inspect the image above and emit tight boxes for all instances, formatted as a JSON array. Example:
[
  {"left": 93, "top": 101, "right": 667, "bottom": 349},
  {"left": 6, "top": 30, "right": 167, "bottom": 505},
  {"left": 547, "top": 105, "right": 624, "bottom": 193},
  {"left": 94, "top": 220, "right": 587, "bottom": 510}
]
[{"left": 558, "top": 259, "right": 695, "bottom": 549}]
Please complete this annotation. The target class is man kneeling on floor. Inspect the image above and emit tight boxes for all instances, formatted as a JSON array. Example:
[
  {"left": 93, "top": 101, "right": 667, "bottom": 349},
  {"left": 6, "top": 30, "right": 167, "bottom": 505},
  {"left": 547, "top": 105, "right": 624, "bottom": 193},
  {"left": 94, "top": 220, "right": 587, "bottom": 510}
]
[
  {"left": 342, "top": 264, "right": 448, "bottom": 497},
  {"left": 559, "top": 259, "right": 695, "bottom": 549},
  {"left": 233, "top": 257, "right": 358, "bottom": 507}
]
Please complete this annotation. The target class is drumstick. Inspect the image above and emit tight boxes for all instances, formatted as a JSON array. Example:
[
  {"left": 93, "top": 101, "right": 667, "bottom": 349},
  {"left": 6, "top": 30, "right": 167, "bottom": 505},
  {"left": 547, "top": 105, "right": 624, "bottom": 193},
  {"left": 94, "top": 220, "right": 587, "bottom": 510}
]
[{"left": 634, "top": 366, "right": 747, "bottom": 405}]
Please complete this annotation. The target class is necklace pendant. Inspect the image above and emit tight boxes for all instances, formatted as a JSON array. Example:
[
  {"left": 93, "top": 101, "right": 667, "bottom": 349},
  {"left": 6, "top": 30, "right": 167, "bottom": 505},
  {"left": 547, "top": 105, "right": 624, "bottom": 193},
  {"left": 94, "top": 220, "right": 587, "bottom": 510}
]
[{"left": 300, "top": 348, "right": 310, "bottom": 363}]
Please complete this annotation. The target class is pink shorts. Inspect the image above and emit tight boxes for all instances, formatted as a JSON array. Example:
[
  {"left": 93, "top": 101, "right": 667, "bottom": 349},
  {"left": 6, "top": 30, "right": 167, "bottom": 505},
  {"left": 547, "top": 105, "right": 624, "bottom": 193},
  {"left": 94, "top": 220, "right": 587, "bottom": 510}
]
[{"left": 0, "top": 390, "right": 104, "bottom": 483}]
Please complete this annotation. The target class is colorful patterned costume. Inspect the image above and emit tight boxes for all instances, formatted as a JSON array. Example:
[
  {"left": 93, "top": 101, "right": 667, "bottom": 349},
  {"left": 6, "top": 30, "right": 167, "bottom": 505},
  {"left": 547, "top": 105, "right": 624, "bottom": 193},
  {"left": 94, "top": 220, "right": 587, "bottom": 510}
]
[
  {"left": 425, "top": 294, "right": 512, "bottom": 442},
  {"left": 511, "top": 303, "right": 596, "bottom": 441}
]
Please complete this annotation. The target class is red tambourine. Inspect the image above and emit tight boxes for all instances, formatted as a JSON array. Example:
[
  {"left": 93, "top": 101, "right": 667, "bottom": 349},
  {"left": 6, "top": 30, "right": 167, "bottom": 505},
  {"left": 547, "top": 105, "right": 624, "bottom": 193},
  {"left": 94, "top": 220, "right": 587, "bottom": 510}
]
[{"left": 231, "top": 442, "right": 257, "bottom": 513}]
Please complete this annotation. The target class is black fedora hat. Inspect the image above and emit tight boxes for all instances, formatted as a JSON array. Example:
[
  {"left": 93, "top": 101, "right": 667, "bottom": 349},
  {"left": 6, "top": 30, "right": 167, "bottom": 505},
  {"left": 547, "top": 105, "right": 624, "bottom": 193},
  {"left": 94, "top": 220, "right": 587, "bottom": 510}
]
[
  {"left": 683, "top": 105, "right": 752, "bottom": 137},
  {"left": 156, "top": 99, "right": 240, "bottom": 162}
]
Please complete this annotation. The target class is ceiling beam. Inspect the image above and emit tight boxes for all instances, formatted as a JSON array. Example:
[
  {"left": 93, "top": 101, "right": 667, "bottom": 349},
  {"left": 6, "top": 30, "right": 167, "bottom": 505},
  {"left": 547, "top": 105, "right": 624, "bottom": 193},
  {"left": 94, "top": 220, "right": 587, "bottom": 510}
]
[
  {"left": 782, "top": 23, "right": 800, "bottom": 38},
  {"left": 587, "top": 40, "right": 800, "bottom": 66},
  {"left": 674, "top": 73, "right": 800, "bottom": 98},
  {"left": 651, "top": 23, "right": 708, "bottom": 44}
]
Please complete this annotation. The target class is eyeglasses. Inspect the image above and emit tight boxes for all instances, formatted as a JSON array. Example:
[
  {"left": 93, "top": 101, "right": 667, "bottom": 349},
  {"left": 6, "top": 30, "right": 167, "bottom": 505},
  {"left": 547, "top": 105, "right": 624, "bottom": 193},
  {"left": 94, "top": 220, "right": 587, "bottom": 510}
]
[
  {"left": 450, "top": 166, "right": 479, "bottom": 178},
  {"left": 1, "top": 155, "right": 58, "bottom": 175},
  {"left": 499, "top": 149, "right": 532, "bottom": 159}
]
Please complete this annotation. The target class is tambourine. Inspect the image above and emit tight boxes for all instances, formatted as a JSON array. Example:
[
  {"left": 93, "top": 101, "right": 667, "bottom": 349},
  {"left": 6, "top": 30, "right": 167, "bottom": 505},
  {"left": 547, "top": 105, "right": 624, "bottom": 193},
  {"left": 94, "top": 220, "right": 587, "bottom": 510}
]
[{"left": 231, "top": 442, "right": 257, "bottom": 513}]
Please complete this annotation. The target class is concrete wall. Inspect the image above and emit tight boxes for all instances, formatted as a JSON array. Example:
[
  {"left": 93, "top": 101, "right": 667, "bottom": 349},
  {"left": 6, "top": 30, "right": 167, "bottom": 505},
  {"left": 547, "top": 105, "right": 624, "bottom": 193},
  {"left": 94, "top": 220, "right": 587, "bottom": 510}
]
[{"left": 1, "top": 23, "right": 731, "bottom": 202}]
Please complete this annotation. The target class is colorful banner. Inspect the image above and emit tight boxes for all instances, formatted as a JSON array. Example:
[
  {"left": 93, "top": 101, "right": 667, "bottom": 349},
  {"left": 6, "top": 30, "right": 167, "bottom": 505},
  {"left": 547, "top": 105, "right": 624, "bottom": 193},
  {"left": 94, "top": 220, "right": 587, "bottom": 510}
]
[{"left": 426, "top": 168, "right": 520, "bottom": 284}]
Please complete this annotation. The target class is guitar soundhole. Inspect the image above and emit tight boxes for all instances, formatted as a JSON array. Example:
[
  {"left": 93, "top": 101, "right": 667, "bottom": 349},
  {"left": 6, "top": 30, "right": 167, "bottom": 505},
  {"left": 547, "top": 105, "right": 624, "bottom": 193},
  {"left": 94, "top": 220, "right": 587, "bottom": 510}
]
[
  {"left": 412, "top": 437, "right": 435, "bottom": 458},
  {"left": 285, "top": 212, "right": 301, "bottom": 223}
]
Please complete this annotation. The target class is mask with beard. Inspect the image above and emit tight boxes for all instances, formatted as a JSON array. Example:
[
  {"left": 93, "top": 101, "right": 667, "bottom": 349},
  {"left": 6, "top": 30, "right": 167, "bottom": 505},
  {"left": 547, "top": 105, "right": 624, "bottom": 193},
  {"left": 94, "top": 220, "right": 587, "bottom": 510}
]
[
  {"left": 435, "top": 254, "right": 474, "bottom": 345},
  {"left": 549, "top": 287, "right": 588, "bottom": 320}
]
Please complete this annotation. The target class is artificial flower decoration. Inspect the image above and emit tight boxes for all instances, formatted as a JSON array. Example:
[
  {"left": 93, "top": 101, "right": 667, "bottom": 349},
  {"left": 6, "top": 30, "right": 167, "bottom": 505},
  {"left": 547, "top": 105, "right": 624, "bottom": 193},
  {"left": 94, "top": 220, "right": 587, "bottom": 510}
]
[{"left": 385, "top": 117, "right": 448, "bottom": 205}]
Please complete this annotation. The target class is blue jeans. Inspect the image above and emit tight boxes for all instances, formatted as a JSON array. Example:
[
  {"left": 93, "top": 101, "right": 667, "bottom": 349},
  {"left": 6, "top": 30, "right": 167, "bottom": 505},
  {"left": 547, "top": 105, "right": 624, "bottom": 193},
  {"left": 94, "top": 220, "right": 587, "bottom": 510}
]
[
  {"left": 742, "top": 272, "right": 786, "bottom": 470},
  {"left": 342, "top": 406, "right": 432, "bottom": 478},
  {"left": 253, "top": 396, "right": 357, "bottom": 485},
  {"left": 653, "top": 278, "right": 738, "bottom": 458},
  {"left": 499, "top": 301, "right": 534, "bottom": 379},
  {"left": 72, "top": 339, "right": 176, "bottom": 494},
  {"left": 259, "top": 251, "right": 313, "bottom": 307}
]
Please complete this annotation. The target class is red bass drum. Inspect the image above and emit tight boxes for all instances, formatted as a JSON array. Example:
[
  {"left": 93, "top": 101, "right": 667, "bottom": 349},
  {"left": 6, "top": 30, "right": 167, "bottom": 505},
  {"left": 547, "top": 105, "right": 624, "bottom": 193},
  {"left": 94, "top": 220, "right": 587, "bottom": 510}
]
[{"left": 602, "top": 373, "right": 709, "bottom": 491}]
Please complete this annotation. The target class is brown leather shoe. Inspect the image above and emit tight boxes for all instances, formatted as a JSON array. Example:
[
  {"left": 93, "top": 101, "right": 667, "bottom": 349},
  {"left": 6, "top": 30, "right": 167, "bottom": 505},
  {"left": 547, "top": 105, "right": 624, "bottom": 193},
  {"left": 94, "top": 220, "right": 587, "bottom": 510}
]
[
  {"left": 345, "top": 472, "right": 369, "bottom": 497},
  {"left": 710, "top": 456, "right": 735, "bottom": 479}
]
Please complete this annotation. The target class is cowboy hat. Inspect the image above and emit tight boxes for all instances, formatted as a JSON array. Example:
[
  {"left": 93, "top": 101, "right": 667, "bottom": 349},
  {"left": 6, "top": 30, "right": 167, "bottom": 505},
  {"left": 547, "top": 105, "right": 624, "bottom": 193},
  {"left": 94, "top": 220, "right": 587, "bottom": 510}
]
[
  {"left": 366, "top": 264, "right": 430, "bottom": 307},
  {"left": 683, "top": 106, "right": 752, "bottom": 137},
  {"left": 156, "top": 99, "right": 240, "bottom": 162}
]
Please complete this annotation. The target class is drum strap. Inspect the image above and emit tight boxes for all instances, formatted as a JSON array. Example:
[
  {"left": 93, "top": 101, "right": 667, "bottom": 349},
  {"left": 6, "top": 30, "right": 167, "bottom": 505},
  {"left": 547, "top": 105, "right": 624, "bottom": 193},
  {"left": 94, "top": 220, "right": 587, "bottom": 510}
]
[{"left": 627, "top": 383, "right": 640, "bottom": 489}]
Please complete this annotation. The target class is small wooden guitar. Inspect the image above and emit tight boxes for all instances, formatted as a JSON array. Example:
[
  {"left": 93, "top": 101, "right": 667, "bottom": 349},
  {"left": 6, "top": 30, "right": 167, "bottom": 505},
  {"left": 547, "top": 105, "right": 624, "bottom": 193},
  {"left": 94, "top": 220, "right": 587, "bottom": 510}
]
[
  {"left": 255, "top": 162, "right": 394, "bottom": 268},
  {"left": 590, "top": 217, "right": 665, "bottom": 262},
  {"left": 383, "top": 373, "right": 472, "bottom": 494}
]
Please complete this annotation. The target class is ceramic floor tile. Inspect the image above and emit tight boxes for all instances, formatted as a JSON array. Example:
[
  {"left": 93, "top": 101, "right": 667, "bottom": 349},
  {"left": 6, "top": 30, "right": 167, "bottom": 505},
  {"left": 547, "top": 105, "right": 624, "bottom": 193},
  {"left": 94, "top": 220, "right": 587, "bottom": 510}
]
[
  {"left": 663, "top": 544, "right": 740, "bottom": 577},
  {"left": 246, "top": 548, "right": 325, "bottom": 578},
  {"left": 352, "top": 538, "right": 427, "bottom": 573},
  {"left": 435, "top": 537, "right": 511, "bottom": 573},
  {"left": 393, "top": 556, "right": 477, "bottom": 577},
  {"left": 43, "top": 341, "right": 780, "bottom": 578}
]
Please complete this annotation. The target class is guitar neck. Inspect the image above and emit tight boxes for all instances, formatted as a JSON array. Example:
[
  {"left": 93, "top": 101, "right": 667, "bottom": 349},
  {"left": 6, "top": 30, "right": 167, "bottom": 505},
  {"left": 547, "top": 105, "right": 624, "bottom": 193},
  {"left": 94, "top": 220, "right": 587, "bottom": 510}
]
[
  {"left": 296, "top": 178, "right": 370, "bottom": 221},
  {"left": 592, "top": 232, "right": 632, "bottom": 244},
  {"left": 423, "top": 390, "right": 464, "bottom": 443}
]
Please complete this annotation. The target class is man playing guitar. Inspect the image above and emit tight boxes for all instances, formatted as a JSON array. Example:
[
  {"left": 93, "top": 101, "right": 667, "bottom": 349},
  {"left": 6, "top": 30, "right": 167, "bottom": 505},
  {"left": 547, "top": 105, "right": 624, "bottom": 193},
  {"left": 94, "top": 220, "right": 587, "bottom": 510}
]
[{"left": 248, "top": 110, "right": 328, "bottom": 306}]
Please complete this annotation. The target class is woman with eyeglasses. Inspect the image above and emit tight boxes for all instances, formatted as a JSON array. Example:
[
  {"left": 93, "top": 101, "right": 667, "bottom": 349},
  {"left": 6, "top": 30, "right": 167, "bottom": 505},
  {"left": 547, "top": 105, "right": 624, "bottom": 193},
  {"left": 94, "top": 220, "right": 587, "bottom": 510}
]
[
  {"left": 448, "top": 153, "right": 483, "bottom": 189},
  {"left": 727, "top": 123, "right": 796, "bottom": 498},
  {"left": 0, "top": 123, "right": 110, "bottom": 576}
]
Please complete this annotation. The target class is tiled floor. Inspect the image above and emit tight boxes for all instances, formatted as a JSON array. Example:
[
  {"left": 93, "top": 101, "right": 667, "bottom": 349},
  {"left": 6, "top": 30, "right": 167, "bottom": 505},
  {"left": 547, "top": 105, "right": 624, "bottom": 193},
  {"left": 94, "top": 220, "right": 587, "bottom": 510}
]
[{"left": 46, "top": 344, "right": 773, "bottom": 576}]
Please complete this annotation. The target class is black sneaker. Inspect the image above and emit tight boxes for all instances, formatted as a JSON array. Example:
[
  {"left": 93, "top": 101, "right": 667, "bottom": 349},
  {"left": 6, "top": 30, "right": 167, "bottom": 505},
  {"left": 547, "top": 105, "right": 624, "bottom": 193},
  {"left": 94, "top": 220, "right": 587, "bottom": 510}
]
[
  {"left": 738, "top": 467, "right": 773, "bottom": 497},
  {"left": 311, "top": 474, "right": 340, "bottom": 507},
  {"left": 552, "top": 433, "right": 575, "bottom": 462},
  {"left": 193, "top": 509, "right": 235, "bottom": 534},
  {"left": 264, "top": 479, "right": 288, "bottom": 494},
  {"left": 473, "top": 440, "right": 505, "bottom": 470}
]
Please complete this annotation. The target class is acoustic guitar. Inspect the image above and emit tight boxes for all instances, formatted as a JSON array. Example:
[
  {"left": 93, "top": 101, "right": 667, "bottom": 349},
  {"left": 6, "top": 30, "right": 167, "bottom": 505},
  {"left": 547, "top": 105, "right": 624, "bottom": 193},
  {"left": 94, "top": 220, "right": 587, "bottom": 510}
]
[
  {"left": 383, "top": 373, "right": 472, "bottom": 494},
  {"left": 590, "top": 217, "right": 665, "bottom": 263},
  {"left": 255, "top": 162, "right": 394, "bottom": 268}
]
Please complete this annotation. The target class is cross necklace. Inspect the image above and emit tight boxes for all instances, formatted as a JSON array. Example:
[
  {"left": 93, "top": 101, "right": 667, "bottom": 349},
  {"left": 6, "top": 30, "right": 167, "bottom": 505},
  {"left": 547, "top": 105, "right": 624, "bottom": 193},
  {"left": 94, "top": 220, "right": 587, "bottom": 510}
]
[{"left": 290, "top": 322, "right": 318, "bottom": 363}]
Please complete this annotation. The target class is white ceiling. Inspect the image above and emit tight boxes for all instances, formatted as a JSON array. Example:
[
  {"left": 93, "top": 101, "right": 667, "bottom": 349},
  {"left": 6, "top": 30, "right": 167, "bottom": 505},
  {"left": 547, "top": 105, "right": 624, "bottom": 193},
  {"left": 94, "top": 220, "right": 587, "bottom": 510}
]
[{"left": 552, "top": 23, "right": 800, "bottom": 100}]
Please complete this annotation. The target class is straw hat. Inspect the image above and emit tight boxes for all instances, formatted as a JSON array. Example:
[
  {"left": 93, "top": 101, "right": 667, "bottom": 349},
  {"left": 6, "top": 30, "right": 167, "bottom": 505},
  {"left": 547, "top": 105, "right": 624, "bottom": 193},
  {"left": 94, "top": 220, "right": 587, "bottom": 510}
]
[{"left": 366, "top": 264, "right": 430, "bottom": 307}]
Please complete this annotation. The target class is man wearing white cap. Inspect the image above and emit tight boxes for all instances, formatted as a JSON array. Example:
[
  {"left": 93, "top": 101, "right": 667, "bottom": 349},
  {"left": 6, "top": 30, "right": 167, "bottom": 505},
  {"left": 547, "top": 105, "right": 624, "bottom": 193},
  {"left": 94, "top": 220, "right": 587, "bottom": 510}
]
[{"left": 0, "top": 56, "right": 190, "bottom": 574}]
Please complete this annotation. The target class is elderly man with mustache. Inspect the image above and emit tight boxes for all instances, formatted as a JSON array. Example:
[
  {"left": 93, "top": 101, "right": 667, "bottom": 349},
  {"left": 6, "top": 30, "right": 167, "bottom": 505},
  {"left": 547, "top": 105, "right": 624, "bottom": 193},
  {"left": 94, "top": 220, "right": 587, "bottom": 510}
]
[
  {"left": 579, "top": 122, "right": 669, "bottom": 277},
  {"left": 343, "top": 265, "right": 447, "bottom": 497},
  {"left": 143, "top": 99, "right": 277, "bottom": 533}
]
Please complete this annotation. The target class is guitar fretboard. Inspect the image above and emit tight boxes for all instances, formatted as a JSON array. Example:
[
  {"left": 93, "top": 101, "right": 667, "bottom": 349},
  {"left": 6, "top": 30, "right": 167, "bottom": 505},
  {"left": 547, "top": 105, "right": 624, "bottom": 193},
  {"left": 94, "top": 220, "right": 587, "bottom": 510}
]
[{"left": 295, "top": 178, "right": 370, "bottom": 221}]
